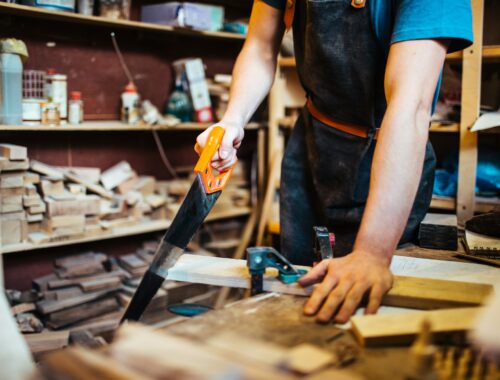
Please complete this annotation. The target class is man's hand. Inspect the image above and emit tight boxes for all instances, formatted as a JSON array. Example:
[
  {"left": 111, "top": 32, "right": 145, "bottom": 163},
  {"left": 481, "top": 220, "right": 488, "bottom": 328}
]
[
  {"left": 195, "top": 122, "right": 244, "bottom": 171},
  {"left": 298, "top": 251, "right": 393, "bottom": 324}
]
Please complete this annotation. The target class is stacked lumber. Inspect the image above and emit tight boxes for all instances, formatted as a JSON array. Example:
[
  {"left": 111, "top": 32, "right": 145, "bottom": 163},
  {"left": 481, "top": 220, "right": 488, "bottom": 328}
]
[
  {"left": 0, "top": 144, "right": 33, "bottom": 245},
  {"left": 6, "top": 240, "right": 217, "bottom": 358}
]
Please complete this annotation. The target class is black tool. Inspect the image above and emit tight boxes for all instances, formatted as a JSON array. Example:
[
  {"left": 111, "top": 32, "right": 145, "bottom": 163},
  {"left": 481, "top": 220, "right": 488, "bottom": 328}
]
[{"left": 121, "top": 127, "right": 235, "bottom": 323}]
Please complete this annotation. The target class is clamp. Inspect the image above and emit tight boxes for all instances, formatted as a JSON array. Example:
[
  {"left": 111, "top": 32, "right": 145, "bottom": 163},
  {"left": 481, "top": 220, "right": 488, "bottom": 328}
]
[
  {"left": 247, "top": 247, "right": 308, "bottom": 296},
  {"left": 313, "top": 226, "right": 335, "bottom": 261}
]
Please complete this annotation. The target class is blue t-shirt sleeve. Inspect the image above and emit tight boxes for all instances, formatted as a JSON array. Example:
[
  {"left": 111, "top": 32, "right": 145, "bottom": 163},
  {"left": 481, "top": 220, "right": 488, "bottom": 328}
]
[
  {"left": 391, "top": 0, "right": 473, "bottom": 53},
  {"left": 261, "top": 0, "right": 286, "bottom": 11}
]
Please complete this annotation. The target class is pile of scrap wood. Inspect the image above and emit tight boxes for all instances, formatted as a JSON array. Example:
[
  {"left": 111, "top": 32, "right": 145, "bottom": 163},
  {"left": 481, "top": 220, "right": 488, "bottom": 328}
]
[
  {"left": 0, "top": 143, "right": 251, "bottom": 249},
  {"left": 6, "top": 243, "right": 215, "bottom": 358}
]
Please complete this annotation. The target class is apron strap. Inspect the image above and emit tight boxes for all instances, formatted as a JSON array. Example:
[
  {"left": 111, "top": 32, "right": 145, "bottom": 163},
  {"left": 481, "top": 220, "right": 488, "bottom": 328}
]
[
  {"left": 306, "top": 99, "right": 379, "bottom": 140},
  {"left": 284, "top": 0, "right": 366, "bottom": 31}
]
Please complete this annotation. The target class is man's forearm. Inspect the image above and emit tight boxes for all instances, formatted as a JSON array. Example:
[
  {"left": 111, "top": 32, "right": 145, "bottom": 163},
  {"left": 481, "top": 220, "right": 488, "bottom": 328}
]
[
  {"left": 354, "top": 103, "right": 430, "bottom": 261},
  {"left": 222, "top": 41, "right": 279, "bottom": 126}
]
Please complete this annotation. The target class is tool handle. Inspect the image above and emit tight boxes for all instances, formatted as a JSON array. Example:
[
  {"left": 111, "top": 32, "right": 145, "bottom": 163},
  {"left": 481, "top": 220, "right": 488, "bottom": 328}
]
[{"left": 194, "top": 126, "right": 236, "bottom": 194}]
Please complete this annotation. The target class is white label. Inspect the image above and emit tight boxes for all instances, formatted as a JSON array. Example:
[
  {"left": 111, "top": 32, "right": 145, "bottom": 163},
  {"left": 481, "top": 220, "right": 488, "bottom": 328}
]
[
  {"left": 46, "top": 80, "right": 67, "bottom": 118},
  {"left": 68, "top": 102, "right": 81, "bottom": 124}
]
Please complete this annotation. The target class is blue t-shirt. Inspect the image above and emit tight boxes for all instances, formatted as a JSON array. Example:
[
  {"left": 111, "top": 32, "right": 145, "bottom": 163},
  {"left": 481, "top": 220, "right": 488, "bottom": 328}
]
[{"left": 262, "top": 0, "right": 473, "bottom": 111}]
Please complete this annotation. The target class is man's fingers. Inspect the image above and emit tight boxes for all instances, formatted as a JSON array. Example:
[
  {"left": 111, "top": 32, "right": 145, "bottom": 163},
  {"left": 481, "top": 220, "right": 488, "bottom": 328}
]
[
  {"left": 304, "top": 270, "right": 338, "bottom": 316},
  {"left": 219, "top": 127, "right": 238, "bottom": 160},
  {"left": 316, "top": 280, "right": 353, "bottom": 323},
  {"left": 335, "top": 283, "right": 368, "bottom": 323},
  {"left": 299, "top": 260, "right": 329, "bottom": 287},
  {"left": 365, "top": 285, "right": 385, "bottom": 315}
]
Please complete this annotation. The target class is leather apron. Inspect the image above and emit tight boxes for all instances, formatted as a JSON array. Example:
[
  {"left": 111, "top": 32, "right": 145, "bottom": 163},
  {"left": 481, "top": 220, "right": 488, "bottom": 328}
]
[{"left": 280, "top": 0, "right": 436, "bottom": 265}]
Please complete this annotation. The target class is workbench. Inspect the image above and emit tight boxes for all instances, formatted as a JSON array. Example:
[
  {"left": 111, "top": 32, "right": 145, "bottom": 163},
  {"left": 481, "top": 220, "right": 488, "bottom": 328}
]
[{"left": 158, "top": 245, "right": 500, "bottom": 380}]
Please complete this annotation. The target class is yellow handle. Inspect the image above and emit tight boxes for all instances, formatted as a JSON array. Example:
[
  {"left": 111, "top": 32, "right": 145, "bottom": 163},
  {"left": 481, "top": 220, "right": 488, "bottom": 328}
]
[{"left": 194, "top": 126, "right": 236, "bottom": 194}]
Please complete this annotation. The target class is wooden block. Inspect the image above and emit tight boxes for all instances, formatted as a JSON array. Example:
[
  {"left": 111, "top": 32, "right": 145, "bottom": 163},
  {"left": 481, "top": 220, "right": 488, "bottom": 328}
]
[
  {"left": 284, "top": 343, "right": 335, "bottom": 374},
  {"left": 1, "top": 195, "right": 23, "bottom": 212},
  {"left": 24, "top": 184, "right": 37, "bottom": 196},
  {"left": 40, "top": 179, "right": 65, "bottom": 196},
  {"left": 24, "top": 171, "right": 40, "bottom": 184},
  {"left": 167, "top": 179, "right": 191, "bottom": 196},
  {"left": 55, "top": 252, "right": 107, "bottom": 268},
  {"left": 0, "top": 158, "right": 29, "bottom": 171},
  {"left": 84, "top": 224, "right": 105, "bottom": 237},
  {"left": 30, "top": 160, "right": 64, "bottom": 180},
  {"left": 40, "top": 346, "right": 150, "bottom": 380},
  {"left": 33, "top": 273, "right": 59, "bottom": 291},
  {"left": 0, "top": 173, "right": 24, "bottom": 188},
  {"left": 68, "top": 183, "right": 86, "bottom": 195},
  {"left": 80, "top": 277, "right": 122, "bottom": 292},
  {"left": 145, "top": 194, "right": 166, "bottom": 208},
  {"left": 1, "top": 218, "right": 23, "bottom": 245},
  {"left": 166, "top": 255, "right": 494, "bottom": 310},
  {"left": 44, "top": 287, "right": 84, "bottom": 301},
  {"left": 45, "top": 195, "right": 101, "bottom": 217},
  {"left": 133, "top": 176, "right": 156, "bottom": 196},
  {"left": 47, "top": 297, "right": 120, "bottom": 328},
  {"left": 28, "top": 203, "right": 46, "bottom": 214},
  {"left": 0, "top": 210, "right": 25, "bottom": 220},
  {"left": 350, "top": 307, "right": 481, "bottom": 347},
  {"left": 0, "top": 143, "right": 27, "bottom": 161},
  {"left": 24, "top": 331, "right": 69, "bottom": 355},
  {"left": 382, "top": 276, "right": 493, "bottom": 310},
  {"left": 23, "top": 194, "right": 41, "bottom": 206},
  {"left": 119, "top": 254, "right": 147, "bottom": 277},
  {"left": 26, "top": 213, "right": 43, "bottom": 223},
  {"left": 0, "top": 187, "right": 24, "bottom": 196},
  {"left": 61, "top": 166, "right": 101, "bottom": 184},
  {"left": 16, "top": 313, "right": 44, "bottom": 334},
  {"left": 43, "top": 214, "right": 85, "bottom": 231},
  {"left": 116, "top": 172, "right": 139, "bottom": 195},
  {"left": 418, "top": 213, "right": 458, "bottom": 250},
  {"left": 11, "top": 303, "right": 36, "bottom": 315},
  {"left": 54, "top": 253, "right": 106, "bottom": 278},
  {"left": 51, "top": 225, "right": 85, "bottom": 238},
  {"left": 101, "top": 161, "right": 135, "bottom": 190},
  {"left": 36, "top": 288, "right": 120, "bottom": 315},
  {"left": 69, "top": 331, "right": 106, "bottom": 349}
]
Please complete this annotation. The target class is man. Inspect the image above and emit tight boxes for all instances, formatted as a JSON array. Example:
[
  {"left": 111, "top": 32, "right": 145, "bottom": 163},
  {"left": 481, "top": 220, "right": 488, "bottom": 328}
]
[{"left": 196, "top": 0, "right": 472, "bottom": 323}]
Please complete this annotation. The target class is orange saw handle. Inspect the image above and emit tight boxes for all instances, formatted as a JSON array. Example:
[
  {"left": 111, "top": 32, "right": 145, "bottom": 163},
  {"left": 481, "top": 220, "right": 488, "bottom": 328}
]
[{"left": 194, "top": 126, "right": 236, "bottom": 194}]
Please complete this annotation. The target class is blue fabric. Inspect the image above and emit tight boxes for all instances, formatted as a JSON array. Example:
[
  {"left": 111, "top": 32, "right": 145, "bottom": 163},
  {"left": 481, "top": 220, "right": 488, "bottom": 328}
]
[
  {"left": 433, "top": 147, "right": 500, "bottom": 197},
  {"left": 261, "top": 0, "right": 473, "bottom": 112}
]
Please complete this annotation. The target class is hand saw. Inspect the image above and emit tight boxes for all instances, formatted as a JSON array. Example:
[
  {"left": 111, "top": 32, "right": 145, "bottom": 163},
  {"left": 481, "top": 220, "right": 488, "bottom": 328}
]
[{"left": 121, "top": 126, "right": 235, "bottom": 322}]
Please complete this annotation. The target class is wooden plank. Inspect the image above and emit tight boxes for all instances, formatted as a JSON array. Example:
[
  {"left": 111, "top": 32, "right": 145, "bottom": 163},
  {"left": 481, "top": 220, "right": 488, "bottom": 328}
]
[
  {"left": 45, "top": 195, "right": 101, "bottom": 217},
  {"left": 0, "top": 158, "right": 30, "bottom": 171},
  {"left": 30, "top": 160, "right": 64, "bottom": 180},
  {"left": 456, "top": 0, "right": 484, "bottom": 224},
  {"left": 0, "top": 143, "right": 27, "bottom": 161},
  {"left": 350, "top": 307, "right": 481, "bottom": 347},
  {"left": 166, "top": 254, "right": 494, "bottom": 309},
  {"left": 0, "top": 173, "right": 24, "bottom": 188},
  {"left": 100, "top": 161, "right": 135, "bottom": 190},
  {"left": 47, "top": 297, "right": 120, "bottom": 328},
  {"left": 11, "top": 302, "right": 36, "bottom": 315},
  {"left": 63, "top": 171, "right": 113, "bottom": 199}
]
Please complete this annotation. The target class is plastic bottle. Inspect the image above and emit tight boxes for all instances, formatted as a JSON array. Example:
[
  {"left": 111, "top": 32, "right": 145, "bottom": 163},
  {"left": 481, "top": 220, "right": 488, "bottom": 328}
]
[
  {"left": 46, "top": 68, "right": 68, "bottom": 119},
  {"left": 0, "top": 39, "right": 27, "bottom": 125},
  {"left": 121, "top": 82, "right": 140, "bottom": 124},
  {"left": 68, "top": 91, "right": 83, "bottom": 124},
  {"left": 166, "top": 78, "right": 193, "bottom": 122}
]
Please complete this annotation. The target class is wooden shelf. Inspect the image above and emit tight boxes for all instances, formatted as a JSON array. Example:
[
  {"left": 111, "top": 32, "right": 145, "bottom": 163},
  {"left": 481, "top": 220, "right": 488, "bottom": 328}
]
[
  {"left": 0, "top": 121, "right": 261, "bottom": 132},
  {"left": 1, "top": 206, "right": 251, "bottom": 254},
  {"left": 430, "top": 122, "right": 460, "bottom": 133},
  {"left": 278, "top": 45, "right": 500, "bottom": 68},
  {"left": 0, "top": 2, "right": 245, "bottom": 41},
  {"left": 430, "top": 195, "right": 500, "bottom": 213}
]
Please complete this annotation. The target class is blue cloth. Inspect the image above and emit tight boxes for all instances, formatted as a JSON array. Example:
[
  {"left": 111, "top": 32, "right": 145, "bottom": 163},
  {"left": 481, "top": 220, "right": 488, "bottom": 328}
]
[
  {"left": 433, "top": 147, "right": 500, "bottom": 197},
  {"left": 262, "top": 0, "right": 473, "bottom": 111}
]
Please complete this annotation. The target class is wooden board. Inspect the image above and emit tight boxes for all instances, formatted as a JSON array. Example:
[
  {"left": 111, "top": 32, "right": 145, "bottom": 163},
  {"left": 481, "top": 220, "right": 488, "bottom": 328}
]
[
  {"left": 350, "top": 307, "right": 480, "bottom": 347},
  {"left": 47, "top": 297, "right": 120, "bottom": 328},
  {"left": 100, "top": 161, "right": 135, "bottom": 190},
  {"left": 37, "top": 287, "right": 120, "bottom": 314},
  {"left": 166, "top": 254, "right": 494, "bottom": 309},
  {"left": 418, "top": 213, "right": 458, "bottom": 250}
]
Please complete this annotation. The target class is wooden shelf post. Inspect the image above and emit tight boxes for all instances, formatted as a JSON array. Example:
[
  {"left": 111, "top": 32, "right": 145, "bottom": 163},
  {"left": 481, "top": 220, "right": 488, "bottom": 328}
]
[{"left": 456, "top": 0, "right": 484, "bottom": 224}]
